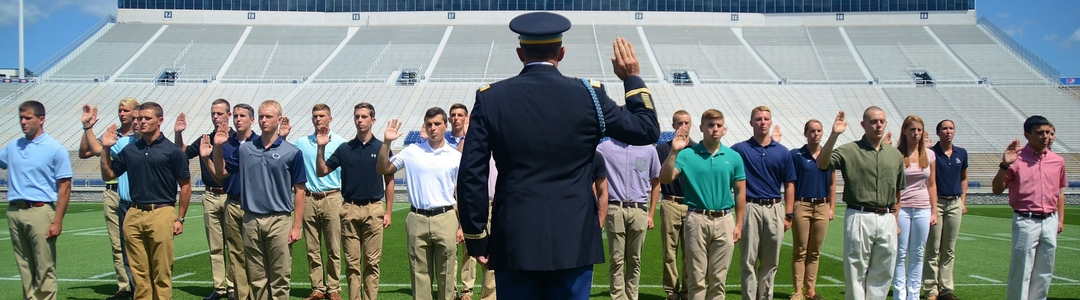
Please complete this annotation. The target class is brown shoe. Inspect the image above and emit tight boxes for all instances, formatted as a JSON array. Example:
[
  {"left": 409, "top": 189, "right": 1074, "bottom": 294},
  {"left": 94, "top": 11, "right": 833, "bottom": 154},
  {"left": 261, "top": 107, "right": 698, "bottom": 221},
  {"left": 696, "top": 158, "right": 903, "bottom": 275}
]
[
  {"left": 926, "top": 293, "right": 938, "bottom": 300},
  {"left": 789, "top": 294, "right": 804, "bottom": 300},
  {"left": 938, "top": 290, "right": 960, "bottom": 300},
  {"left": 810, "top": 294, "right": 824, "bottom": 300},
  {"left": 327, "top": 292, "right": 342, "bottom": 300},
  {"left": 305, "top": 291, "right": 327, "bottom": 300}
]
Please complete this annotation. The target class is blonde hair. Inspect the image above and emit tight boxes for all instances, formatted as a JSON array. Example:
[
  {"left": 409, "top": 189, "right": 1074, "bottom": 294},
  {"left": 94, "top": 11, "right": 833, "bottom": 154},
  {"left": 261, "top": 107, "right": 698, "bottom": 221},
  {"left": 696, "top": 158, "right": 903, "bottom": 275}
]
[
  {"left": 311, "top": 103, "right": 331, "bottom": 114},
  {"left": 260, "top": 100, "right": 282, "bottom": 116},
  {"left": 898, "top": 115, "right": 929, "bottom": 169},
  {"left": 750, "top": 106, "right": 771, "bottom": 120},
  {"left": 119, "top": 97, "right": 139, "bottom": 109}
]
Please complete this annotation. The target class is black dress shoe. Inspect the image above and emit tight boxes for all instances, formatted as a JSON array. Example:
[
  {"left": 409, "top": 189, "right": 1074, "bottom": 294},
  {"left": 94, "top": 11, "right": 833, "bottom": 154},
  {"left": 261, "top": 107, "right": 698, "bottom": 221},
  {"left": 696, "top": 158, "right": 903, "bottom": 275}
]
[
  {"left": 204, "top": 291, "right": 227, "bottom": 300},
  {"left": 107, "top": 291, "right": 133, "bottom": 300},
  {"left": 227, "top": 288, "right": 238, "bottom": 300}
]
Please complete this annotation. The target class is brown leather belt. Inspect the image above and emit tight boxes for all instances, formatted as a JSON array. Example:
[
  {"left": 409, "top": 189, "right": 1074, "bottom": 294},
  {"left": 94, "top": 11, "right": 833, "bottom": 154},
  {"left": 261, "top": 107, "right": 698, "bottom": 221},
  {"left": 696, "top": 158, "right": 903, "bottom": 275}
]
[
  {"left": 939, "top": 195, "right": 960, "bottom": 201},
  {"left": 305, "top": 190, "right": 340, "bottom": 200},
  {"left": 1015, "top": 211, "right": 1054, "bottom": 220},
  {"left": 797, "top": 197, "right": 828, "bottom": 204},
  {"left": 849, "top": 204, "right": 895, "bottom": 215},
  {"left": 748, "top": 198, "right": 782, "bottom": 205},
  {"left": 609, "top": 201, "right": 647, "bottom": 210},
  {"left": 10, "top": 200, "right": 48, "bottom": 209},
  {"left": 205, "top": 187, "right": 225, "bottom": 195},
  {"left": 132, "top": 203, "right": 174, "bottom": 211},
  {"left": 411, "top": 205, "right": 453, "bottom": 216},
  {"left": 687, "top": 207, "right": 730, "bottom": 218},
  {"left": 663, "top": 195, "right": 685, "bottom": 204},
  {"left": 346, "top": 198, "right": 382, "bottom": 206}
]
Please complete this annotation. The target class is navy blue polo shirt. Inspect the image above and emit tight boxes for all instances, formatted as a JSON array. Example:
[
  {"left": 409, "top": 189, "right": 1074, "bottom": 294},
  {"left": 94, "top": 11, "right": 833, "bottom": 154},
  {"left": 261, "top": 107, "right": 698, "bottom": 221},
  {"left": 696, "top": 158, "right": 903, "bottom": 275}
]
[
  {"left": 111, "top": 134, "right": 190, "bottom": 204},
  {"left": 326, "top": 137, "right": 391, "bottom": 201},
  {"left": 223, "top": 131, "right": 259, "bottom": 196},
  {"left": 791, "top": 146, "right": 833, "bottom": 199},
  {"left": 184, "top": 127, "right": 235, "bottom": 188},
  {"left": 931, "top": 143, "right": 968, "bottom": 197},
  {"left": 655, "top": 140, "right": 696, "bottom": 197},
  {"left": 731, "top": 138, "right": 796, "bottom": 199}
]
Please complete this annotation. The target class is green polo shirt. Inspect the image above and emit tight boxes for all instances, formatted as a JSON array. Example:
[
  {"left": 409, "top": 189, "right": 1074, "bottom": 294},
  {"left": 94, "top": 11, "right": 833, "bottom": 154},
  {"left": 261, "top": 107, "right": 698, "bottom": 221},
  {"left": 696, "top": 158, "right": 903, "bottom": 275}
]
[
  {"left": 824, "top": 137, "right": 905, "bottom": 208},
  {"left": 675, "top": 143, "right": 746, "bottom": 211}
]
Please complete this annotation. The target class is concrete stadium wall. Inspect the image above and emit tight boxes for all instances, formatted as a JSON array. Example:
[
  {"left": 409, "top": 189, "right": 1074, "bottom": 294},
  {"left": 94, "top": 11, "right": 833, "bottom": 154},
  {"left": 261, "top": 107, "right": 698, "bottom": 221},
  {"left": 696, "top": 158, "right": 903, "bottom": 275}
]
[{"left": 117, "top": 9, "right": 976, "bottom": 27}]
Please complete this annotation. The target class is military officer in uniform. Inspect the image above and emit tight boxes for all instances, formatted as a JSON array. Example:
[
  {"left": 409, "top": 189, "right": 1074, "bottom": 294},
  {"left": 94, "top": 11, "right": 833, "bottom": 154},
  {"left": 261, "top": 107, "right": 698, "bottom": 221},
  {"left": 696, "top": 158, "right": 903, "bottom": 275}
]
[{"left": 456, "top": 11, "right": 660, "bottom": 300}]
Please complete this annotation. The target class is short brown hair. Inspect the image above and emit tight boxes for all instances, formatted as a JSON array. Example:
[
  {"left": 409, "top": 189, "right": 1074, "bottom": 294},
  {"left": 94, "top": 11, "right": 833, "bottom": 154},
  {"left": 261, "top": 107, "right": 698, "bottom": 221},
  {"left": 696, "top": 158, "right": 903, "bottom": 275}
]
[
  {"left": 750, "top": 106, "right": 771, "bottom": 119},
  {"left": 211, "top": 98, "right": 231, "bottom": 111},
  {"left": 18, "top": 101, "right": 45, "bottom": 117},
  {"left": 672, "top": 110, "right": 691, "bottom": 123},
  {"left": 312, "top": 103, "right": 332, "bottom": 114},
  {"left": 450, "top": 103, "right": 468, "bottom": 114},
  {"left": 701, "top": 109, "right": 724, "bottom": 123},
  {"left": 354, "top": 102, "right": 375, "bottom": 118},
  {"left": 803, "top": 119, "right": 822, "bottom": 134},
  {"left": 141, "top": 102, "right": 164, "bottom": 118}
]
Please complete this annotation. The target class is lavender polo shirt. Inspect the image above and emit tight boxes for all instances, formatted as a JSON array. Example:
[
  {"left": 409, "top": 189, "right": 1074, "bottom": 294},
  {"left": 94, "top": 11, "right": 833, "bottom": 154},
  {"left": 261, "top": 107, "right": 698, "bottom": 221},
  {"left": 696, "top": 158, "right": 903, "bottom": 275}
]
[{"left": 596, "top": 139, "right": 661, "bottom": 203}]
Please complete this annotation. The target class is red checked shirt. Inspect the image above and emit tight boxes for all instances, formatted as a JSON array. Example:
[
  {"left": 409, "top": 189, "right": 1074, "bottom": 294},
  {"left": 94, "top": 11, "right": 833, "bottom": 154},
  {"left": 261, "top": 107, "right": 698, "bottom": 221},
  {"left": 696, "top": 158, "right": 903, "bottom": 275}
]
[{"left": 1005, "top": 145, "right": 1067, "bottom": 213}]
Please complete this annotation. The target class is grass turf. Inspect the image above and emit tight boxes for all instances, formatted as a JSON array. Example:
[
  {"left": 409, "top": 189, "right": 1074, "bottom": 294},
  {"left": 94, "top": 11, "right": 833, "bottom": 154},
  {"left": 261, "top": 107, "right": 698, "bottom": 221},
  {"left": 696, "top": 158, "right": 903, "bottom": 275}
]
[{"left": 1, "top": 202, "right": 1079, "bottom": 299}]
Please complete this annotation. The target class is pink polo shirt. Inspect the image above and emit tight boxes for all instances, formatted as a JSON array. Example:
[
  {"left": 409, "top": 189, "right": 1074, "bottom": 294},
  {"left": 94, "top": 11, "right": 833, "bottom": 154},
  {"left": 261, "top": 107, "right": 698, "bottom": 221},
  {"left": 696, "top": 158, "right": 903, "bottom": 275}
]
[{"left": 1005, "top": 145, "right": 1067, "bottom": 213}]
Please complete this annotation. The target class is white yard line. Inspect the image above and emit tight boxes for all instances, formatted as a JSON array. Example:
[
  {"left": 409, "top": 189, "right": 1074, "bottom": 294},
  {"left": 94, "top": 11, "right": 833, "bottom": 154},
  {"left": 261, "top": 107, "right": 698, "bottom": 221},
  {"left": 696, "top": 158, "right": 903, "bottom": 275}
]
[
  {"left": 88, "top": 272, "right": 114, "bottom": 279},
  {"left": 968, "top": 275, "right": 1003, "bottom": 283},
  {"left": 820, "top": 275, "right": 843, "bottom": 284},
  {"left": 172, "top": 272, "right": 196, "bottom": 280},
  {"left": 1053, "top": 275, "right": 1079, "bottom": 283},
  {"left": 781, "top": 242, "right": 843, "bottom": 261}
]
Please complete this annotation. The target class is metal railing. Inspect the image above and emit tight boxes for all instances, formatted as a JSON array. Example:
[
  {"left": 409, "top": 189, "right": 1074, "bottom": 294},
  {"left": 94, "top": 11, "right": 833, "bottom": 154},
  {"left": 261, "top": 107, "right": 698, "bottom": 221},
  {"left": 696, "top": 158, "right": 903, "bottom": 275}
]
[
  {"left": 977, "top": 16, "right": 1060, "bottom": 84},
  {"left": 38, "top": 16, "right": 115, "bottom": 78},
  {"left": 217, "top": 75, "right": 307, "bottom": 84},
  {"left": 309, "top": 75, "right": 391, "bottom": 84},
  {"left": 40, "top": 75, "right": 110, "bottom": 83}
]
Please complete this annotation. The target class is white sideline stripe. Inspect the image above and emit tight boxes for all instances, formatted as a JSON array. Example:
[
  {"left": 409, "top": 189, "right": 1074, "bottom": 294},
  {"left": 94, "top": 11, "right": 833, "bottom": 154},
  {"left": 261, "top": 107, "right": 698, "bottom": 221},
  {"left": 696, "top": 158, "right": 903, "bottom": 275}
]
[
  {"left": 958, "top": 232, "right": 1080, "bottom": 251},
  {"left": 88, "top": 272, "right": 114, "bottom": 279},
  {"left": 172, "top": 272, "right": 195, "bottom": 280},
  {"left": 1053, "top": 275, "right": 1079, "bottom": 283},
  {"left": 782, "top": 242, "right": 843, "bottom": 262},
  {"left": 968, "top": 275, "right": 1002, "bottom": 283},
  {"left": 0, "top": 213, "right": 209, "bottom": 241},
  {"left": 820, "top": 275, "right": 843, "bottom": 284},
  {"left": 175, "top": 250, "right": 210, "bottom": 261},
  {"left": 0, "top": 277, "right": 1077, "bottom": 289}
]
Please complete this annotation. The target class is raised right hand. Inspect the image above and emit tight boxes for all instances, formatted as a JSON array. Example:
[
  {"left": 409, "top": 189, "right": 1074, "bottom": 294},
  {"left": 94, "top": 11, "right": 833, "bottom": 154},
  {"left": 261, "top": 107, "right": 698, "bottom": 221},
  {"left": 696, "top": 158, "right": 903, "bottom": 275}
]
[
  {"left": 174, "top": 112, "right": 187, "bottom": 133},
  {"left": 1002, "top": 139, "right": 1021, "bottom": 165},
  {"left": 384, "top": 119, "right": 404, "bottom": 142},
  {"left": 610, "top": 37, "right": 641, "bottom": 81},
  {"left": 831, "top": 111, "right": 848, "bottom": 135},
  {"left": 81, "top": 105, "right": 98, "bottom": 128},
  {"left": 671, "top": 126, "right": 691, "bottom": 152},
  {"left": 200, "top": 134, "right": 213, "bottom": 157},
  {"left": 315, "top": 126, "right": 330, "bottom": 146},
  {"left": 101, "top": 124, "right": 119, "bottom": 147},
  {"left": 212, "top": 124, "right": 229, "bottom": 146}
]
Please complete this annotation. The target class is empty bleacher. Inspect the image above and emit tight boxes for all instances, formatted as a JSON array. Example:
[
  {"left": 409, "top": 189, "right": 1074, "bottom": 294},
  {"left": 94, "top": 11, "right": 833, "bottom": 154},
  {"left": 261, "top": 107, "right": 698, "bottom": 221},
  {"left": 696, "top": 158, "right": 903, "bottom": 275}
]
[
  {"left": 646, "top": 26, "right": 773, "bottom": 82},
  {"left": 318, "top": 26, "right": 445, "bottom": 82},
  {"left": 883, "top": 87, "right": 995, "bottom": 151},
  {"left": 994, "top": 86, "right": 1080, "bottom": 151},
  {"left": 120, "top": 25, "right": 245, "bottom": 80},
  {"left": 50, "top": 24, "right": 163, "bottom": 78},
  {"left": 806, "top": 27, "right": 867, "bottom": 81},
  {"left": 742, "top": 27, "right": 826, "bottom": 82},
  {"left": 223, "top": 26, "right": 347, "bottom": 80}
]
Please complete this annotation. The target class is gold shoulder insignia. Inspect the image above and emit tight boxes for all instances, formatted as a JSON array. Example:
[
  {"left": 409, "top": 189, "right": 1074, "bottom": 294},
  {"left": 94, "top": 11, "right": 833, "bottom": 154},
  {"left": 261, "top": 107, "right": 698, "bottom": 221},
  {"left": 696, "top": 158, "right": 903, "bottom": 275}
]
[
  {"left": 589, "top": 79, "right": 602, "bottom": 88},
  {"left": 478, "top": 83, "right": 491, "bottom": 92}
]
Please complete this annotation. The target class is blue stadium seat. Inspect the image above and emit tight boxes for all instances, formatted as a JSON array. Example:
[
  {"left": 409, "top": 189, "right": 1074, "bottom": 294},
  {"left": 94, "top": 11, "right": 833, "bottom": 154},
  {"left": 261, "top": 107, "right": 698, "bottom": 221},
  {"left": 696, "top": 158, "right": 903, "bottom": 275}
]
[
  {"left": 89, "top": 179, "right": 106, "bottom": 186},
  {"left": 195, "top": 179, "right": 204, "bottom": 187},
  {"left": 968, "top": 181, "right": 981, "bottom": 188},
  {"left": 0, "top": 178, "right": 8, "bottom": 186},
  {"left": 657, "top": 131, "right": 676, "bottom": 144},
  {"left": 1069, "top": 182, "right": 1080, "bottom": 188},
  {"left": 394, "top": 178, "right": 406, "bottom": 185},
  {"left": 403, "top": 131, "right": 422, "bottom": 146},
  {"left": 72, "top": 179, "right": 87, "bottom": 186}
]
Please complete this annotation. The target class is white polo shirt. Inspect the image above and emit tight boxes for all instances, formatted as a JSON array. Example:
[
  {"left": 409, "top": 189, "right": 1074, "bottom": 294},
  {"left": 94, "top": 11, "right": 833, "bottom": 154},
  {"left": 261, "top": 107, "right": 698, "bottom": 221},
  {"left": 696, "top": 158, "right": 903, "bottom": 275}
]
[{"left": 391, "top": 140, "right": 461, "bottom": 209}]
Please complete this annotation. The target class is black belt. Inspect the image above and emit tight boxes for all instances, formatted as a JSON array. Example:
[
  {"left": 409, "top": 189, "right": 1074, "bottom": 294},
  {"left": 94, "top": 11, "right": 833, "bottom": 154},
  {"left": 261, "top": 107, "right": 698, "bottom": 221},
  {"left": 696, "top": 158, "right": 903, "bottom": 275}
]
[
  {"left": 939, "top": 195, "right": 960, "bottom": 201},
  {"left": 106, "top": 183, "right": 118, "bottom": 191},
  {"left": 610, "top": 201, "right": 647, "bottom": 210},
  {"left": 1015, "top": 211, "right": 1054, "bottom": 220},
  {"left": 9, "top": 200, "right": 48, "bottom": 209},
  {"left": 305, "top": 190, "right": 340, "bottom": 200},
  {"left": 687, "top": 207, "right": 730, "bottom": 218},
  {"left": 848, "top": 204, "right": 895, "bottom": 215},
  {"left": 410, "top": 205, "right": 453, "bottom": 216},
  {"left": 132, "top": 203, "right": 174, "bottom": 211},
  {"left": 748, "top": 198, "right": 782, "bottom": 205},
  {"left": 346, "top": 198, "right": 382, "bottom": 206},
  {"left": 226, "top": 194, "right": 241, "bottom": 203},
  {"left": 797, "top": 197, "right": 828, "bottom": 204},
  {"left": 663, "top": 195, "right": 685, "bottom": 204},
  {"left": 205, "top": 187, "right": 225, "bottom": 195}
]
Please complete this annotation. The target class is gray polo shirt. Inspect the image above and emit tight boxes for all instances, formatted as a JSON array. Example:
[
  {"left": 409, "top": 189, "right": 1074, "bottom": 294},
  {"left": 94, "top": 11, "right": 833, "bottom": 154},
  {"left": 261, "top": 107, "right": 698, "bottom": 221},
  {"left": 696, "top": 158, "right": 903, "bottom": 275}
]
[{"left": 226, "top": 135, "right": 307, "bottom": 214}]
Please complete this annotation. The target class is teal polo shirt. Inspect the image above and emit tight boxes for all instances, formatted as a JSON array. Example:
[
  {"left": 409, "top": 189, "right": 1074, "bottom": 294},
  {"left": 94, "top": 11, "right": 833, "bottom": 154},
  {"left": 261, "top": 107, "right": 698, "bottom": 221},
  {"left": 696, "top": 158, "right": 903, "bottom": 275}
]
[
  {"left": 0, "top": 133, "right": 74, "bottom": 202},
  {"left": 295, "top": 131, "right": 346, "bottom": 193},
  {"left": 675, "top": 143, "right": 746, "bottom": 211}
]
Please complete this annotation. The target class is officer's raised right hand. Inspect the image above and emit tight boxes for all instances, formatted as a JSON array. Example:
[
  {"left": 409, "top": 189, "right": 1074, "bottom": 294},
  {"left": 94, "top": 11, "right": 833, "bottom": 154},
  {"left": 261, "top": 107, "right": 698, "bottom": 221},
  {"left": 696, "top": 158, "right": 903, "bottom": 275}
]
[
  {"left": 384, "top": 119, "right": 404, "bottom": 142},
  {"left": 610, "top": 37, "right": 640, "bottom": 81}
]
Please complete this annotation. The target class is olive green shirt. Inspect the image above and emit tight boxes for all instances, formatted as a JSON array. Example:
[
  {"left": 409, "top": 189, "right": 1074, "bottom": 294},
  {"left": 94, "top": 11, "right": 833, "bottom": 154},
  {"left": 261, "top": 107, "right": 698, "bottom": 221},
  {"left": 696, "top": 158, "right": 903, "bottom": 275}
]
[{"left": 822, "top": 137, "right": 905, "bottom": 208}]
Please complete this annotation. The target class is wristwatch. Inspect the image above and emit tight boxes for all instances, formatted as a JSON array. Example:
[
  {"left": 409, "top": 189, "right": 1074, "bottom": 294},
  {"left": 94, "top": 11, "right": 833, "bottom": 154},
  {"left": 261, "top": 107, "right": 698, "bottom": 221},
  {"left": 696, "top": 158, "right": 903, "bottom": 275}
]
[
  {"left": 999, "top": 162, "right": 1010, "bottom": 170},
  {"left": 785, "top": 213, "right": 794, "bottom": 220},
  {"left": 176, "top": 218, "right": 185, "bottom": 224}
]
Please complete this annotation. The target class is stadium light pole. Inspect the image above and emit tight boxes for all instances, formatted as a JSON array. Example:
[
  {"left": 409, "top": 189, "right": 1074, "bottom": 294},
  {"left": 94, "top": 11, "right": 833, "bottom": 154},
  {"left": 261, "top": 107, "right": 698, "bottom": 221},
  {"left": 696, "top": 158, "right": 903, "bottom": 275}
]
[{"left": 18, "top": 0, "right": 25, "bottom": 78}]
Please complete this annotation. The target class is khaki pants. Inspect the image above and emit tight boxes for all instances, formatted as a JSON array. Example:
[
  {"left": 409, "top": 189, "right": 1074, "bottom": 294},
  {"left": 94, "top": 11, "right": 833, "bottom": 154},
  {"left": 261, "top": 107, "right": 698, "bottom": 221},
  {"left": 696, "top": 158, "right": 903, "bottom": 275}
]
[
  {"left": 341, "top": 200, "right": 386, "bottom": 300},
  {"left": 923, "top": 198, "right": 963, "bottom": 295},
  {"left": 8, "top": 204, "right": 58, "bottom": 300},
  {"left": 304, "top": 193, "right": 343, "bottom": 294},
  {"left": 791, "top": 201, "right": 831, "bottom": 296},
  {"left": 740, "top": 202, "right": 784, "bottom": 300},
  {"left": 660, "top": 199, "right": 688, "bottom": 297},
  {"left": 1006, "top": 213, "right": 1057, "bottom": 300},
  {"left": 406, "top": 210, "right": 458, "bottom": 300},
  {"left": 683, "top": 211, "right": 735, "bottom": 300},
  {"left": 459, "top": 203, "right": 495, "bottom": 300},
  {"left": 203, "top": 191, "right": 232, "bottom": 294},
  {"left": 606, "top": 204, "right": 649, "bottom": 300},
  {"left": 244, "top": 212, "right": 294, "bottom": 300},
  {"left": 225, "top": 198, "right": 249, "bottom": 300},
  {"left": 842, "top": 209, "right": 898, "bottom": 300},
  {"left": 124, "top": 205, "right": 177, "bottom": 300},
  {"left": 103, "top": 189, "right": 133, "bottom": 293}
]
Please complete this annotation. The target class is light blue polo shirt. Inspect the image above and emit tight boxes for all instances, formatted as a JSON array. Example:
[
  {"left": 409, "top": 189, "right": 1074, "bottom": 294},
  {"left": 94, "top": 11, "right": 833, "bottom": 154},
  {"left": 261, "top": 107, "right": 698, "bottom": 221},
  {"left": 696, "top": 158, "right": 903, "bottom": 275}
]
[
  {"left": 0, "top": 133, "right": 73, "bottom": 202},
  {"left": 111, "top": 135, "right": 136, "bottom": 202},
  {"left": 295, "top": 131, "right": 346, "bottom": 193}
]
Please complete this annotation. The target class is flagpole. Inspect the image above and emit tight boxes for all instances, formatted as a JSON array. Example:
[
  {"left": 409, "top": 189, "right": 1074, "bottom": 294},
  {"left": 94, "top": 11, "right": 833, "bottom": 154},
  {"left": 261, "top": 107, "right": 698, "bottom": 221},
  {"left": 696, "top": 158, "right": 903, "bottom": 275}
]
[{"left": 18, "top": 0, "right": 25, "bottom": 78}]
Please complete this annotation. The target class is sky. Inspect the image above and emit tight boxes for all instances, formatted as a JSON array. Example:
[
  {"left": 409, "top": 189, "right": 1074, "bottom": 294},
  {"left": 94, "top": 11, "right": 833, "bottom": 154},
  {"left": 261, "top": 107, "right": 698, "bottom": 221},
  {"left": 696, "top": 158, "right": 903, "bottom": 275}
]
[{"left": 0, "top": 0, "right": 1077, "bottom": 77}]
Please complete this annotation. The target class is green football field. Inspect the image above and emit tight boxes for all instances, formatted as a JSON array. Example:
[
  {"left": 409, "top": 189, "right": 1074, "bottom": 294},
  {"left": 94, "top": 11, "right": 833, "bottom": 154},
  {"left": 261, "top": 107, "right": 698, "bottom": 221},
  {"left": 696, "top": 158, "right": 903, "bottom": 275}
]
[{"left": 2, "top": 202, "right": 1079, "bottom": 299}]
